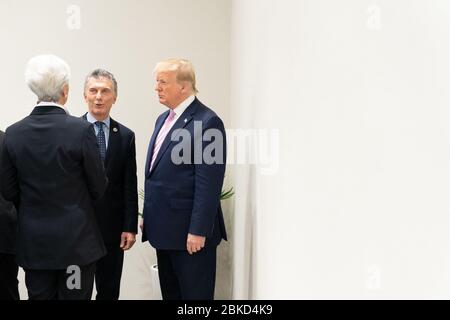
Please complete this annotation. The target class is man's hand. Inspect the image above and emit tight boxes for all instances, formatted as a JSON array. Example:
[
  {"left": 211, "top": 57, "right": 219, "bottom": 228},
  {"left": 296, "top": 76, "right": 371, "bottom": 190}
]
[
  {"left": 186, "top": 233, "right": 206, "bottom": 255},
  {"left": 120, "top": 232, "right": 136, "bottom": 251}
]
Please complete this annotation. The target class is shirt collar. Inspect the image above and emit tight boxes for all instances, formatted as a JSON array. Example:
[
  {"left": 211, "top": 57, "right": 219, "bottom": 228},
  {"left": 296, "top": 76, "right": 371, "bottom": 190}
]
[
  {"left": 172, "top": 95, "right": 195, "bottom": 117},
  {"left": 86, "top": 112, "right": 111, "bottom": 129},
  {"left": 37, "top": 101, "right": 70, "bottom": 115}
]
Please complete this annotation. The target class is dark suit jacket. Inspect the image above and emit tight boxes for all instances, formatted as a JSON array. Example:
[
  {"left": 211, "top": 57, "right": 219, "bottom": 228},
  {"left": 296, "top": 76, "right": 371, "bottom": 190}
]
[
  {"left": 0, "top": 130, "right": 17, "bottom": 255},
  {"left": 82, "top": 115, "right": 138, "bottom": 245},
  {"left": 143, "top": 98, "right": 227, "bottom": 250},
  {"left": 0, "top": 106, "right": 107, "bottom": 270}
]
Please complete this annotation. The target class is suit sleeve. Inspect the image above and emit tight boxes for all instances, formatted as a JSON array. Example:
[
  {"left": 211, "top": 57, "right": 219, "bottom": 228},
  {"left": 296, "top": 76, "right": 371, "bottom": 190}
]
[
  {"left": 0, "top": 132, "right": 20, "bottom": 209},
  {"left": 189, "top": 116, "right": 227, "bottom": 237},
  {"left": 122, "top": 132, "right": 138, "bottom": 234},
  {"left": 82, "top": 124, "right": 108, "bottom": 201}
]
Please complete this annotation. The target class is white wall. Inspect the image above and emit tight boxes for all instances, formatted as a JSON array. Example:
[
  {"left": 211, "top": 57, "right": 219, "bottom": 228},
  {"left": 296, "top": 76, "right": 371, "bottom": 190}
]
[
  {"left": 0, "top": 0, "right": 231, "bottom": 300},
  {"left": 231, "top": 0, "right": 450, "bottom": 299},
  {"left": 7, "top": 0, "right": 450, "bottom": 301}
]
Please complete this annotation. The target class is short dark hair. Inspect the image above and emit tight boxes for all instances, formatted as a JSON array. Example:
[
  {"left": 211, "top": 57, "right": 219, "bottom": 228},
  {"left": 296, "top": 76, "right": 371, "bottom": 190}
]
[{"left": 84, "top": 69, "right": 118, "bottom": 95}]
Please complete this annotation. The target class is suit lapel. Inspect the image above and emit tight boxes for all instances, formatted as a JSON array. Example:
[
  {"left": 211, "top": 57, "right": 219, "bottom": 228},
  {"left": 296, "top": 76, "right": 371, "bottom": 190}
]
[
  {"left": 145, "top": 112, "right": 168, "bottom": 177},
  {"left": 149, "top": 101, "right": 198, "bottom": 176},
  {"left": 105, "top": 118, "right": 120, "bottom": 173}
]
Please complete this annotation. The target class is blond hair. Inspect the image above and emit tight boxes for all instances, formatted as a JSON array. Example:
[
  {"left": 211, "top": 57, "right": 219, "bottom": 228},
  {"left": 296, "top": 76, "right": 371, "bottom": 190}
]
[{"left": 154, "top": 59, "right": 198, "bottom": 94}]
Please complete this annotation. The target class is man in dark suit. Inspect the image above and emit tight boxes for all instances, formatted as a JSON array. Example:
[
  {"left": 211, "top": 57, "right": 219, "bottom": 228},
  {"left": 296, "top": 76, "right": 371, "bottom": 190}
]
[
  {"left": 142, "top": 59, "right": 227, "bottom": 300},
  {"left": 82, "top": 69, "right": 138, "bottom": 300},
  {"left": 0, "top": 54, "right": 107, "bottom": 300},
  {"left": 0, "top": 130, "right": 19, "bottom": 300}
]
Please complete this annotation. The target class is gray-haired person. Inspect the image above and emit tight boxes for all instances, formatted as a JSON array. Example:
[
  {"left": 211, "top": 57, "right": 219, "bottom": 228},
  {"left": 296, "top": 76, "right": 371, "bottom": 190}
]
[{"left": 0, "top": 54, "right": 107, "bottom": 300}]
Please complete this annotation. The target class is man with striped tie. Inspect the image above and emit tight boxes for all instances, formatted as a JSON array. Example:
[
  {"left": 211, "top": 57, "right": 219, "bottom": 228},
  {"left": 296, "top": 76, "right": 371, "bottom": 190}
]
[
  {"left": 82, "top": 69, "right": 138, "bottom": 300},
  {"left": 142, "top": 59, "right": 227, "bottom": 300}
]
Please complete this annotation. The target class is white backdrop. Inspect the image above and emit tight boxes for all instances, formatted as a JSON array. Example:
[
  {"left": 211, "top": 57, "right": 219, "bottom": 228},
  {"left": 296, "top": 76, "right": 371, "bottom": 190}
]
[
  {"left": 0, "top": 0, "right": 231, "bottom": 300},
  {"left": 4, "top": 0, "right": 450, "bottom": 300},
  {"left": 231, "top": 0, "right": 450, "bottom": 299}
]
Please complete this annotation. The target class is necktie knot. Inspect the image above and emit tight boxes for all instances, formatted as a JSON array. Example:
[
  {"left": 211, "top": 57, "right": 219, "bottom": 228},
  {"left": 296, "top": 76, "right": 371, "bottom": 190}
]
[
  {"left": 167, "top": 110, "right": 176, "bottom": 121},
  {"left": 95, "top": 121, "right": 104, "bottom": 130}
]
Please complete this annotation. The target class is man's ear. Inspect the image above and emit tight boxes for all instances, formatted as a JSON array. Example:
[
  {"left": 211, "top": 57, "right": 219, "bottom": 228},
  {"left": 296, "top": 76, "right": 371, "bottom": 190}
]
[{"left": 180, "top": 81, "right": 190, "bottom": 94}]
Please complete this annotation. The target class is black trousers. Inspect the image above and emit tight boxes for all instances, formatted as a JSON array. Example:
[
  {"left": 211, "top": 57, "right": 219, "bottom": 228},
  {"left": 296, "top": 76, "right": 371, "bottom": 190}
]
[
  {"left": 0, "top": 253, "right": 19, "bottom": 300},
  {"left": 95, "top": 244, "right": 124, "bottom": 300},
  {"left": 156, "top": 246, "right": 217, "bottom": 300},
  {"left": 25, "top": 262, "right": 96, "bottom": 300}
]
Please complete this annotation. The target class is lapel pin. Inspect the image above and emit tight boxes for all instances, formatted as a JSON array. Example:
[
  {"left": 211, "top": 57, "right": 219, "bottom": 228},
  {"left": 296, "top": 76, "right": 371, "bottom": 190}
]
[
  {"left": 113, "top": 127, "right": 118, "bottom": 133},
  {"left": 184, "top": 118, "right": 188, "bottom": 123}
]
